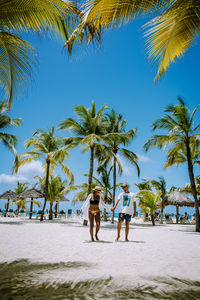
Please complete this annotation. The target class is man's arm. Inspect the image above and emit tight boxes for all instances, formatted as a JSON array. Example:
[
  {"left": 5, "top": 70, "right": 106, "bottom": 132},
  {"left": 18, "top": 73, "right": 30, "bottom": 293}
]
[
  {"left": 111, "top": 198, "right": 120, "bottom": 212},
  {"left": 133, "top": 201, "right": 136, "bottom": 218}
]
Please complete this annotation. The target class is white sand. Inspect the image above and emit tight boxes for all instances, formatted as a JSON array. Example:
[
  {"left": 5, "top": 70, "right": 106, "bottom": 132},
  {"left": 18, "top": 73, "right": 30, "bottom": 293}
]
[{"left": 0, "top": 216, "right": 200, "bottom": 287}]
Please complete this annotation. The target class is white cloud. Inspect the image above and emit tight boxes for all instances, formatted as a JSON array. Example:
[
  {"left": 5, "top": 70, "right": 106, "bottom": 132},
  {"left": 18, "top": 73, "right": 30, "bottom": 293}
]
[
  {"left": 0, "top": 161, "right": 44, "bottom": 185},
  {"left": 18, "top": 161, "right": 44, "bottom": 178},
  {"left": 0, "top": 174, "right": 27, "bottom": 184},
  {"left": 136, "top": 153, "right": 151, "bottom": 163}
]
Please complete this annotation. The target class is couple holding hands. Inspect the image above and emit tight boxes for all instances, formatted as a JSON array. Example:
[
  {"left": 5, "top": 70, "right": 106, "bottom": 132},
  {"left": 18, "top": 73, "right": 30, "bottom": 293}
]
[{"left": 79, "top": 183, "right": 136, "bottom": 242}]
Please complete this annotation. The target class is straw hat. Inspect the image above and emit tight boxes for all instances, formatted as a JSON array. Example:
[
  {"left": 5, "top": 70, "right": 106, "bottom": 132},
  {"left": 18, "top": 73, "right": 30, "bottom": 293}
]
[
  {"left": 121, "top": 183, "right": 129, "bottom": 188},
  {"left": 94, "top": 186, "right": 102, "bottom": 191}
]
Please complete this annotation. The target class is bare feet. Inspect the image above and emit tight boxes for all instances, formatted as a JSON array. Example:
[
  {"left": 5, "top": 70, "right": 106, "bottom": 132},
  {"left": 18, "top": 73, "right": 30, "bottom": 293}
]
[
  {"left": 91, "top": 237, "right": 95, "bottom": 242},
  {"left": 115, "top": 237, "right": 120, "bottom": 242},
  {"left": 95, "top": 234, "right": 99, "bottom": 241},
  {"left": 125, "top": 239, "right": 129, "bottom": 242}
]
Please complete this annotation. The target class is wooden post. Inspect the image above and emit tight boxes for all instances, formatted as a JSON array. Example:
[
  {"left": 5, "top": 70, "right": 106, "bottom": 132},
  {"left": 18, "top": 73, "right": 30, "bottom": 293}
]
[{"left": 176, "top": 205, "right": 179, "bottom": 224}]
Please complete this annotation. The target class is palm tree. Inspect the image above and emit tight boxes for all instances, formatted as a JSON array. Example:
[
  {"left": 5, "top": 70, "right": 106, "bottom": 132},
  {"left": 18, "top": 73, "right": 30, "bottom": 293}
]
[
  {"left": 59, "top": 101, "right": 107, "bottom": 195},
  {"left": 48, "top": 175, "right": 70, "bottom": 220},
  {"left": 150, "top": 176, "right": 168, "bottom": 224},
  {"left": 0, "top": 100, "right": 21, "bottom": 154},
  {"left": 13, "top": 126, "right": 74, "bottom": 221},
  {"left": 144, "top": 98, "right": 200, "bottom": 232},
  {"left": 135, "top": 179, "right": 152, "bottom": 221},
  {"left": 12, "top": 181, "right": 29, "bottom": 213},
  {"left": 96, "top": 110, "right": 140, "bottom": 223},
  {"left": 137, "top": 190, "right": 162, "bottom": 226},
  {"left": 0, "top": 0, "right": 79, "bottom": 108},
  {"left": 67, "top": 1, "right": 200, "bottom": 81}
]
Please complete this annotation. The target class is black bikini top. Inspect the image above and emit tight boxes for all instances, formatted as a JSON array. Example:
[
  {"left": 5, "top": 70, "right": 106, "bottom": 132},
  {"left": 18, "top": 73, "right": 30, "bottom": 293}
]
[{"left": 90, "top": 195, "right": 100, "bottom": 205}]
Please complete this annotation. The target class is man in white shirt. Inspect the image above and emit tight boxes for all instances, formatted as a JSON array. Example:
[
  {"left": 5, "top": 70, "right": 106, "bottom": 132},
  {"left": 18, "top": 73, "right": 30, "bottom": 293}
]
[{"left": 111, "top": 183, "right": 136, "bottom": 241}]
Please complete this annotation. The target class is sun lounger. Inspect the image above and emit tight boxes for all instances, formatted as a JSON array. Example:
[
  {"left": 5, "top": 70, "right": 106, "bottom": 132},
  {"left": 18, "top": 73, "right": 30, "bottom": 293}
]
[
  {"left": 35, "top": 210, "right": 48, "bottom": 220},
  {"left": 165, "top": 214, "right": 173, "bottom": 223},
  {"left": 18, "top": 209, "right": 26, "bottom": 218},
  {"left": 7, "top": 209, "right": 15, "bottom": 217},
  {"left": 67, "top": 209, "right": 73, "bottom": 218},
  {"left": 57, "top": 210, "right": 66, "bottom": 218}
]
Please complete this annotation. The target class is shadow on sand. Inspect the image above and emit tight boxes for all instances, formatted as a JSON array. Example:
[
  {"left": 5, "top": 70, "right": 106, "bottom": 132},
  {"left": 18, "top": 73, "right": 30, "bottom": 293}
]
[{"left": 0, "top": 260, "right": 200, "bottom": 300}]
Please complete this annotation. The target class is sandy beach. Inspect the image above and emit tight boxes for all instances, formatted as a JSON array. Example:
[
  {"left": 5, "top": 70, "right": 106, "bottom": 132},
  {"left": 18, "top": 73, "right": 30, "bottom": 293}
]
[{"left": 0, "top": 217, "right": 200, "bottom": 299}]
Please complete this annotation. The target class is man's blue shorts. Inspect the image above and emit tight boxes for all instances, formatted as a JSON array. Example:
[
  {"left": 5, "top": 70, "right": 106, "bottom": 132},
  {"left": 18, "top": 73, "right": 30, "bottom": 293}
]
[{"left": 118, "top": 213, "right": 131, "bottom": 223}]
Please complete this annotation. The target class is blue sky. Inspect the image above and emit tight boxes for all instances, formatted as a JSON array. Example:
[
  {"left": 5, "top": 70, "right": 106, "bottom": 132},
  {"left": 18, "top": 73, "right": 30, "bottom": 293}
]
[{"left": 1, "top": 18, "right": 200, "bottom": 214}]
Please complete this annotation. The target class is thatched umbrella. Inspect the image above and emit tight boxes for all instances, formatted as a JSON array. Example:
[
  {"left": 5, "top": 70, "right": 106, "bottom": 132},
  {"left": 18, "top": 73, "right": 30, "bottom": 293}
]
[
  {"left": 0, "top": 190, "right": 17, "bottom": 215},
  {"left": 16, "top": 189, "right": 44, "bottom": 219},
  {"left": 165, "top": 191, "right": 199, "bottom": 223}
]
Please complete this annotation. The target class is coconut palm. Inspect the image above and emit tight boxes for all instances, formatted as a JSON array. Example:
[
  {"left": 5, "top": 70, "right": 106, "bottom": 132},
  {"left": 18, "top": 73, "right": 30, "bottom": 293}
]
[
  {"left": 96, "top": 110, "right": 140, "bottom": 223},
  {"left": 137, "top": 190, "right": 162, "bottom": 226},
  {"left": 12, "top": 181, "right": 29, "bottom": 213},
  {"left": 67, "top": 1, "right": 200, "bottom": 81},
  {"left": 150, "top": 176, "right": 168, "bottom": 224},
  {"left": 48, "top": 175, "right": 71, "bottom": 220},
  {"left": 59, "top": 101, "right": 107, "bottom": 195},
  {"left": 135, "top": 179, "right": 152, "bottom": 221},
  {"left": 144, "top": 98, "right": 200, "bottom": 232},
  {"left": 0, "top": 100, "right": 21, "bottom": 154},
  {"left": 13, "top": 126, "right": 74, "bottom": 221},
  {"left": 0, "top": 0, "right": 80, "bottom": 108}
]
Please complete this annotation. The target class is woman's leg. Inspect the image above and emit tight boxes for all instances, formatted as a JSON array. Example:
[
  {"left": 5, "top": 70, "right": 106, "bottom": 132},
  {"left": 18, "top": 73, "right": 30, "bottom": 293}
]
[
  {"left": 89, "top": 212, "right": 94, "bottom": 241},
  {"left": 95, "top": 212, "right": 100, "bottom": 240}
]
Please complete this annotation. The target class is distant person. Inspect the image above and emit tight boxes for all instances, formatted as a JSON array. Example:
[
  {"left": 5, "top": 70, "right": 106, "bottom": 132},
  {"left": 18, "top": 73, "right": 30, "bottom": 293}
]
[
  {"left": 79, "top": 186, "right": 111, "bottom": 242},
  {"left": 111, "top": 183, "right": 136, "bottom": 242}
]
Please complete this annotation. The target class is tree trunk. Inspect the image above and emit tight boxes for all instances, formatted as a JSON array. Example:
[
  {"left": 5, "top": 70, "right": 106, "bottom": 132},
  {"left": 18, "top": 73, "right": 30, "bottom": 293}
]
[
  {"left": 176, "top": 205, "right": 179, "bottom": 224},
  {"left": 55, "top": 201, "right": 58, "bottom": 218},
  {"left": 40, "top": 158, "right": 50, "bottom": 221},
  {"left": 49, "top": 201, "right": 53, "bottom": 220},
  {"left": 151, "top": 213, "right": 155, "bottom": 226},
  {"left": 88, "top": 146, "right": 94, "bottom": 195},
  {"left": 5, "top": 198, "right": 10, "bottom": 216},
  {"left": 186, "top": 139, "right": 200, "bottom": 232},
  {"left": 29, "top": 198, "right": 33, "bottom": 219},
  {"left": 111, "top": 157, "right": 116, "bottom": 224},
  {"left": 160, "top": 206, "right": 163, "bottom": 224}
]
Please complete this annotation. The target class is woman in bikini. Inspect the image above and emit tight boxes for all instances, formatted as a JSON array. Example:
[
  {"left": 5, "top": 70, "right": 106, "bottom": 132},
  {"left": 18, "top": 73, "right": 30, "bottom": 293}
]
[{"left": 79, "top": 186, "right": 111, "bottom": 241}]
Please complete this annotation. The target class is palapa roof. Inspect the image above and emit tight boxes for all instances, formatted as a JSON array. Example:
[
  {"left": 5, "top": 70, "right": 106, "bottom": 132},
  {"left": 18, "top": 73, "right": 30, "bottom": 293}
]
[
  {"left": 15, "top": 188, "right": 44, "bottom": 199},
  {"left": 0, "top": 190, "right": 17, "bottom": 199},
  {"left": 55, "top": 195, "right": 70, "bottom": 202},
  {"left": 165, "top": 191, "right": 199, "bottom": 207}
]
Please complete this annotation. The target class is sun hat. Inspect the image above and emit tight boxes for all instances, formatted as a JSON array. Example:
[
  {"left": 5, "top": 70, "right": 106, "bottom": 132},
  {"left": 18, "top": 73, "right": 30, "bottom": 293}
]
[
  {"left": 121, "top": 183, "right": 129, "bottom": 188},
  {"left": 94, "top": 186, "right": 102, "bottom": 191}
]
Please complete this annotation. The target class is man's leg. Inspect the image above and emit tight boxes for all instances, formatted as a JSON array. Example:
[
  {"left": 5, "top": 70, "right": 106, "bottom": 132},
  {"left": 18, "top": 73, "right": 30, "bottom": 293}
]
[
  {"left": 95, "top": 212, "right": 100, "bottom": 240},
  {"left": 125, "top": 221, "right": 130, "bottom": 241},
  {"left": 89, "top": 212, "right": 94, "bottom": 241},
  {"left": 116, "top": 220, "right": 122, "bottom": 241}
]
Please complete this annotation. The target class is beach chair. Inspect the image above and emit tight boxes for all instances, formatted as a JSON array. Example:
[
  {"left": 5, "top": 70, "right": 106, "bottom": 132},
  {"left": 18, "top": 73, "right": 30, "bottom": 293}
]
[
  {"left": 7, "top": 209, "right": 15, "bottom": 217},
  {"left": 67, "top": 209, "right": 73, "bottom": 218},
  {"left": 35, "top": 210, "right": 47, "bottom": 220},
  {"left": 75, "top": 209, "right": 80, "bottom": 216},
  {"left": 165, "top": 214, "right": 173, "bottom": 223},
  {"left": 58, "top": 210, "right": 66, "bottom": 218},
  {"left": 18, "top": 209, "right": 26, "bottom": 218}
]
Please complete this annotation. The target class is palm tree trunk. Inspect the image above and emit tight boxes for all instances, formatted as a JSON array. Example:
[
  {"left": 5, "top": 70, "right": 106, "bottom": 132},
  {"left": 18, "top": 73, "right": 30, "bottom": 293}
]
[
  {"left": 88, "top": 146, "right": 94, "bottom": 195},
  {"left": 29, "top": 198, "right": 33, "bottom": 219},
  {"left": 151, "top": 213, "right": 155, "bottom": 226},
  {"left": 112, "top": 157, "right": 116, "bottom": 224},
  {"left": 49, "top": 201, "right": 53, "bottom": 220},
  {"left": 40, "top": 158, "right": 50, "bottom": 221},
  {"left": 55, "top": 201, "right": 58, "bottom": 218},
  {"left": 160, "top": 206, "right": 163, "bottom": 224},
  {"left": 186, "top": 140, "right": 200, "bottom": 232}
]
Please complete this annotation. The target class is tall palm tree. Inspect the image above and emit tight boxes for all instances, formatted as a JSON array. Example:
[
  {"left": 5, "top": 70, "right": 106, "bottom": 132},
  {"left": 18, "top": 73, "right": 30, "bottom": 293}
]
[
  {"left": 137, "top": 190, "right": 162, "bottom": 226},
  {"left": 0, "top": 0, "right": 79, "bottom": 108},
  {"left": 13, "top": 126, "right": 74, "bottom": 221},
  {"left": 59, "top": 101, "right": 107, "bottom": 195},
  {"left": 144, "top": 98, "right": 200, "bottom": 232},
  {"left": 12, "top": 181, "right": 29, "bottom": 213},
  {"left": 150, "top": 176, "right": 168, "bottom": 224},
  {"left": 0, "top": 100, "right": 21, "bottom": 154},
  {"left": 96, "top": 110, "right": 140, "bottom": 223}
]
